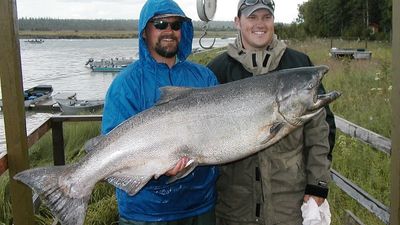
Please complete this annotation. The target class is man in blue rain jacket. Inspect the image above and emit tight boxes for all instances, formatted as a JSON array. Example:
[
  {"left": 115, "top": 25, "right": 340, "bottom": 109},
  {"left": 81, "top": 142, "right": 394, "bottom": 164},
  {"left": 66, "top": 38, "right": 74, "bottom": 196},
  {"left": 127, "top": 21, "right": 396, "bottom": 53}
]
[{"left": 101, "top": 0, "right": 218, "bottom": 224}]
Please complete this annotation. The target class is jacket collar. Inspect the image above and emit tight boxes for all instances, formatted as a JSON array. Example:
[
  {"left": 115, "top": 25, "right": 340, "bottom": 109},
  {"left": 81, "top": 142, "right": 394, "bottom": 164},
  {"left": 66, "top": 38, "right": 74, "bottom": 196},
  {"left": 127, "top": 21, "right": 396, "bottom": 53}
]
[{"left": 227, "top": 33, "right": 287, "bottom": 75}]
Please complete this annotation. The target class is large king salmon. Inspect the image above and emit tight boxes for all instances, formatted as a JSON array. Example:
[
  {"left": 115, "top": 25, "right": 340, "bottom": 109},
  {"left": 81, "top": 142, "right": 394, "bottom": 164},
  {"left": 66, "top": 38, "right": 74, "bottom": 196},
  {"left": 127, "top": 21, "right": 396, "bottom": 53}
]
[{"left": 14, "top": 65, "right": 340, "bottom": 225}]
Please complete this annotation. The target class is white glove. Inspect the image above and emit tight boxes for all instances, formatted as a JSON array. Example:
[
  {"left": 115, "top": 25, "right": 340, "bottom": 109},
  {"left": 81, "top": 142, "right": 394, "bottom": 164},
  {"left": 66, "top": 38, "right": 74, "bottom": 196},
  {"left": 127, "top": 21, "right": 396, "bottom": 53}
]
[{"left": 301, "top": 197, "right": 331, "bottom": 225}]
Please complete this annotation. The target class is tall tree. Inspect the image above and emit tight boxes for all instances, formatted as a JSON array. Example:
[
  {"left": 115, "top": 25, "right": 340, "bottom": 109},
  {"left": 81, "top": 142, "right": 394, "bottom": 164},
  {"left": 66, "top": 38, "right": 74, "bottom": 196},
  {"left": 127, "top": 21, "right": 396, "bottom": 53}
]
[{"left": 298, "top": 0, "right": 391, "bottom": 39}]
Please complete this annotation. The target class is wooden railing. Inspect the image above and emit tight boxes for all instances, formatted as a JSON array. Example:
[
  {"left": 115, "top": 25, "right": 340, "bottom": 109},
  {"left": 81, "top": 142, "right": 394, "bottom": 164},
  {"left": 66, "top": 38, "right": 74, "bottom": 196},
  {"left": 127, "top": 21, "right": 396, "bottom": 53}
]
[
  {"left": 332, "top": 117, "right": 391, "bottom": 224},
  {"left": 331, "top": 116, "right": 391, "bottom": 224},
  {"left": 335, "top": 117, "right": 391, "bottom": 155},
  {"left": 0, "top": 115, "right": 102, "bottom": 176},
  {"left": 0, "top": 115, "right": 392, "bottom": 224}
]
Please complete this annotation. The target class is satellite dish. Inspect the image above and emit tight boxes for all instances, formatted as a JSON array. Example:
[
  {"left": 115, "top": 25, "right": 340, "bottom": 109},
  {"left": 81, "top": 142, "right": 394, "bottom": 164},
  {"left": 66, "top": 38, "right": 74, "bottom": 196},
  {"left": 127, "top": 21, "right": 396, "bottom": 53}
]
[{"left": 197, "top": 0, "right": 217, "bottom": 22}]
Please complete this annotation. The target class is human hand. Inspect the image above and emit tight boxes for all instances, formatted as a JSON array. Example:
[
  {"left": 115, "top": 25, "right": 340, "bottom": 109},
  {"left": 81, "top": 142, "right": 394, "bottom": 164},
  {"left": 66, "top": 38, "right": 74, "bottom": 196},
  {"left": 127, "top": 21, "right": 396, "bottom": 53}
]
[
  {"left": 165, "top": 157, "right": 190, "bottom": 176},
  {"left": 304, "top": 195, "right": 325, "bottom": 206}
]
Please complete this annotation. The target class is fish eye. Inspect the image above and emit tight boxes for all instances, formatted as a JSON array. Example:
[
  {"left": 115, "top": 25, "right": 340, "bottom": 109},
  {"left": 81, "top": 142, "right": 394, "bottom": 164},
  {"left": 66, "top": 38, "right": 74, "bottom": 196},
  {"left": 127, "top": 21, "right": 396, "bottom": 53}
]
[{"left": 307, "top": 82, "right": 315, "bottom": 90}]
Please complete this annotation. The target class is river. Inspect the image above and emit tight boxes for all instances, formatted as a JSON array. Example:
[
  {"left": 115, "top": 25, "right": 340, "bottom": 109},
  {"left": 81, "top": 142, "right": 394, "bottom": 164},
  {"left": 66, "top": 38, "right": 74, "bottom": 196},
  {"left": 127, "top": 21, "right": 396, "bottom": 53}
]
[{"left": 0, "top": 37, "right": 234, "bottom": 153}]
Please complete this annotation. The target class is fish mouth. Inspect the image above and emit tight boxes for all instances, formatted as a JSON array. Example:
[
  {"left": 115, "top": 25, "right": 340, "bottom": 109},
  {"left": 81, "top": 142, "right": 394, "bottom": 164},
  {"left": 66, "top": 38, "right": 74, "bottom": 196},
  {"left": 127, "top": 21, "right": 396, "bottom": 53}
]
[
  {"left": 309, "top": 65, "right": 338, "bottom": 112},
  {"left": 285, "top": 91, "right": 340, "bottom": 127},
  {"left": 309, "top": 91, "right": 341, "bottom": 112}
]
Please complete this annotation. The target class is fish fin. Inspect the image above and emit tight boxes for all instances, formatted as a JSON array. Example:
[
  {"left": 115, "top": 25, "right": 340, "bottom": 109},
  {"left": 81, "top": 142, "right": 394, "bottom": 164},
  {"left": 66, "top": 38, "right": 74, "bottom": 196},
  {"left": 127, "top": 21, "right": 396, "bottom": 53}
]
[
  {"left": 106, "top": 175, "right": 152, "bottom": 196},
  {"left": 14, "top": 166, "right": 90, "bottom": 225},
  {"left": 84, "top": 135, "right": 104, "bottom": 153},
  {"left": 261, "top": 122, "right": 284, "bottom": 144},
  {"left": 156, "top": 86, "right": 194, "bottom": 105},
  {"left": 167, "top": 159, "right": 199, "bottom": 184}
]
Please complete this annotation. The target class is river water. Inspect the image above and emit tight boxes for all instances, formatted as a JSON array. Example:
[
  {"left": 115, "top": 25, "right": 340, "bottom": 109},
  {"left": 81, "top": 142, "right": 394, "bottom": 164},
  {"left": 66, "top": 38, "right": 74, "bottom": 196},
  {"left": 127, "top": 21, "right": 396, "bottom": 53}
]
[{"left": 0, "top": 38, "right": 234, "bottom": 153}]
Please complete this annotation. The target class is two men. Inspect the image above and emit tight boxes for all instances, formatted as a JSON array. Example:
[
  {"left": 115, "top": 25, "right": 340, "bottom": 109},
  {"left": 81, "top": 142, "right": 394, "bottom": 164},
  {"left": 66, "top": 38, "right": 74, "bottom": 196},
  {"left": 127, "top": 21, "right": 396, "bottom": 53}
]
[{"left": 102, "top": 0, "right": 335, "bottom": 224}]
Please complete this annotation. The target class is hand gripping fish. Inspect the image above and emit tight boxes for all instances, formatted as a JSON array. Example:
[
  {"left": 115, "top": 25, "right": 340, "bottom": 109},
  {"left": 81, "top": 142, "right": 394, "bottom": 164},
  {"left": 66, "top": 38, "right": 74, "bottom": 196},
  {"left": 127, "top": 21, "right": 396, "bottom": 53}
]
[{"left": 14, "top": 65, "right": 340, "bottom": 225}]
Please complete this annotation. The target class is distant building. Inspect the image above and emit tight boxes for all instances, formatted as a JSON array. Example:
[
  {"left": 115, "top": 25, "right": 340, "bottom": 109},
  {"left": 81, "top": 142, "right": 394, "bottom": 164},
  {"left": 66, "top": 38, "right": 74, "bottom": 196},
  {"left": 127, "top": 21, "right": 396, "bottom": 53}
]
[{"left": 369, "top": 23, "right": 379, "bottom": 34}]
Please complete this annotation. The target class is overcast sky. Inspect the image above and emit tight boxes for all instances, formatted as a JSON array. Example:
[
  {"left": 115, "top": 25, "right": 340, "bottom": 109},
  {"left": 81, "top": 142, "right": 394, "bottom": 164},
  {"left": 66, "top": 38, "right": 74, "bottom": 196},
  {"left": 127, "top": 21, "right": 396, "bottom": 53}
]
[{"left": 16, "top": 0, "right": 307, "bottom": 23}]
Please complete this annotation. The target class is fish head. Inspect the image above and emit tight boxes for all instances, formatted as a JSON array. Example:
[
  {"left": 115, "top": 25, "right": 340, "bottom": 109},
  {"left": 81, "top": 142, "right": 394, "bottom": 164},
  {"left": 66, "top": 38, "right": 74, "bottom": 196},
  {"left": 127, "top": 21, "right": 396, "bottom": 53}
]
[{"left": 275, "top": 65, "right": 340, "bottom": 126}]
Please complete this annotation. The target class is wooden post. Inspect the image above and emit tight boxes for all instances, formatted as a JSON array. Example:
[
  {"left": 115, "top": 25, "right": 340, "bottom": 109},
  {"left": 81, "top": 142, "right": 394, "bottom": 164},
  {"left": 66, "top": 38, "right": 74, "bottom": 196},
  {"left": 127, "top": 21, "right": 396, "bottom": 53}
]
[
  {"left": 51, "top": 121, "right": 66, "bottom": 166},
  {"left": 390, "top": 0, "right": 400, "bottom": 224},
  {"left": 0, "top": 0, "right": 35, "bottom": 224}
]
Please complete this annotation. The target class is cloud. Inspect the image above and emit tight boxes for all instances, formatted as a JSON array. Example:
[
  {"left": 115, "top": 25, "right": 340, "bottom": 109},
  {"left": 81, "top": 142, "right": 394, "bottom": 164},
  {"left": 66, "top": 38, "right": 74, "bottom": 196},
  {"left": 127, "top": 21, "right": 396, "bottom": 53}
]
[
  {"left": 16, "top": 0, "right": 305, "bottom": 23},
  {"left": 17, "top": 0, "right": 143, "bottom": 19}
]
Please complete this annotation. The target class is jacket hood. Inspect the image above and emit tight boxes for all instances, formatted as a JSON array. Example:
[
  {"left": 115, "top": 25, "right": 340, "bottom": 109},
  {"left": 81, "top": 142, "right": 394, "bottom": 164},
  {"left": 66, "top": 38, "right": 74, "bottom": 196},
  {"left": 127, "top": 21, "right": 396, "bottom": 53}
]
[{"left": 138, "top": 0, "right": 193, "bottom": 62}]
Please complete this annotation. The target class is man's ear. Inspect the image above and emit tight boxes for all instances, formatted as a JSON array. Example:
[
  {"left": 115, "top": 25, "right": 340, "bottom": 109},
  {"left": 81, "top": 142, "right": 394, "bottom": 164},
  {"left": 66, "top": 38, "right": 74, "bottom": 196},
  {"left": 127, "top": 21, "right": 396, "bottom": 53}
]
[
  {"left": 142, "top": 30, "right": 146, "bottom": 39},
  {"left": 234, "top": 17, "right": 241, "bottom": 30}
]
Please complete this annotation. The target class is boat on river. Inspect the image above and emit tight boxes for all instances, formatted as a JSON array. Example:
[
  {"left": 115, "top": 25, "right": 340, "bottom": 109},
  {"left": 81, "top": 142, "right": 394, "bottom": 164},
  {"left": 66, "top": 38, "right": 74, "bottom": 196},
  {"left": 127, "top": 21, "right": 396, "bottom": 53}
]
[
  {"left": 56, "top": 96, "right": 104, "bottom": 115},
  {"left": 0, "top": 85, "right": 54, "bottom": 110},
  {"left": 23, "top": 85, "right": 54, "bottom": 107},
  {"left": 85, "top": 57, "right": 135, "bottom": 72}
]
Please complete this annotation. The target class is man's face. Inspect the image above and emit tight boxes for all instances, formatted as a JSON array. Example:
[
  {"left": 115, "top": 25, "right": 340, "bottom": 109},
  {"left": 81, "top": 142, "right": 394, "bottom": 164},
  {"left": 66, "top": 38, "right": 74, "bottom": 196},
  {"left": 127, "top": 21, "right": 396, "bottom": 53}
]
[
  {"left": 235, "top": 9, "right": 274, "bottom": 51},
  {"left": 143, "top": 16, "right": 182, "bottom": 58}
]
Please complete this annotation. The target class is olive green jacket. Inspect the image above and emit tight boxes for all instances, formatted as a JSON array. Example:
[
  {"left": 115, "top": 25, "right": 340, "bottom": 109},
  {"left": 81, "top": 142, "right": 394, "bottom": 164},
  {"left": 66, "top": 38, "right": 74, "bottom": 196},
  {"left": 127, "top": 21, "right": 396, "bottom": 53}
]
[
  {"left": 215, "top": 110, "right": 330, "bottom": 225},
  {"left": 207, "top": 40, "right": 334, "bottom": 225}
]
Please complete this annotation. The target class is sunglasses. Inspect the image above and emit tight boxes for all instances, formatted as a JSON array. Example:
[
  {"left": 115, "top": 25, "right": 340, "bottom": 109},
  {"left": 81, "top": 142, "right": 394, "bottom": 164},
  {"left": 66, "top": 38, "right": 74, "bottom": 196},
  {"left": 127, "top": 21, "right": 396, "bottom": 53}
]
[
  {"left": 152, "top": 20, "right": 182, "bottom": 31},
  {"left": 240, "top": 0, "right": 275, "bottom": 9}
]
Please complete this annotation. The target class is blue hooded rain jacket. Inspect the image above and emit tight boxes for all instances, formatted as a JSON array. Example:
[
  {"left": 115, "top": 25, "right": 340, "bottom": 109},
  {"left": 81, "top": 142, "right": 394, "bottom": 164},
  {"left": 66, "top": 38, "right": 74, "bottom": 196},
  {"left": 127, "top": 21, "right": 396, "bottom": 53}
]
[{"left": 101, "top": 0, "right": 218, "bottom": 222}]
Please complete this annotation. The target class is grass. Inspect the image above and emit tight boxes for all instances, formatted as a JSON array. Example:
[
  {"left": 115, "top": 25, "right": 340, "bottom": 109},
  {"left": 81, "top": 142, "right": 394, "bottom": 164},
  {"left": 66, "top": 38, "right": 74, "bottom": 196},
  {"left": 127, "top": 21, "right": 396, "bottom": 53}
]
[
  {"left": 0, "top": 174, "right": 12, "bottom": 225},
  {"left": 291, "top": 38, "right": 392, "bottom": 225},
  {"left": 302, "top": 39, "right": 392, "bottom": 139},
  {"left": 0, "top": 38, "right": 393, "bottom": 225},
  {"left": 328, "top": 132, "right": 390, "bottom": 225}
]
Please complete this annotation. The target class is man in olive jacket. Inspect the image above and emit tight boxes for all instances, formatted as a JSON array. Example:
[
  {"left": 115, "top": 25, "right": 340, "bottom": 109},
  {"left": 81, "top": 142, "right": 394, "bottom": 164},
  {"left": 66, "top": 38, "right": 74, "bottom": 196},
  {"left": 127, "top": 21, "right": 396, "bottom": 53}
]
[{"left": 207, "top": 1, "right": 336, "bottom": 224}]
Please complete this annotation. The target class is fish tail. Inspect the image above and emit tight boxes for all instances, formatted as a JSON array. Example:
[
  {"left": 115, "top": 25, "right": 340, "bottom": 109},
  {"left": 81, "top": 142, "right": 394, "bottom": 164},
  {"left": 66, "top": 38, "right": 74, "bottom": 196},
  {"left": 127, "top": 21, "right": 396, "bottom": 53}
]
[{"left": 14, "top": 166, "right": 90, "bottom": 225}]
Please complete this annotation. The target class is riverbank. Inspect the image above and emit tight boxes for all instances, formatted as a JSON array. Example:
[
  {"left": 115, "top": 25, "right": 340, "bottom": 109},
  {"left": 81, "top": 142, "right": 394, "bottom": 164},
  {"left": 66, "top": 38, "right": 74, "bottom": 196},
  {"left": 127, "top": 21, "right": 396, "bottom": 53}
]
[{"left": 18, "top": 30, "right": 237, "bottom": 39}]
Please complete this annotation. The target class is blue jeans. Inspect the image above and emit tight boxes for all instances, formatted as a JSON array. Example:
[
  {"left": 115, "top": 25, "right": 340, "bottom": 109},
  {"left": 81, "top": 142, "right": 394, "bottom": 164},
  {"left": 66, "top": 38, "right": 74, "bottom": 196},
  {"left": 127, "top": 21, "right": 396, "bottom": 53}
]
[{"left": 119, "top": 209, "right": 215, "bottom": 225}]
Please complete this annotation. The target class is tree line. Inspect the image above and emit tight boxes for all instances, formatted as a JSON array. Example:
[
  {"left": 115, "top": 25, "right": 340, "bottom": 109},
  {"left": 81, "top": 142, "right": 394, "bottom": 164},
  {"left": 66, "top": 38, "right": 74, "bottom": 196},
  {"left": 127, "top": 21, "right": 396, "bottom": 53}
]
[
  {"left": 18, "top": 18, "right": 236, "bottom": 32},
  {"left": 297, "top": 0, "right": 392, "bottom": 40},
  {"left": 19, "top": 0, "right": 392, "bottom": 41}
]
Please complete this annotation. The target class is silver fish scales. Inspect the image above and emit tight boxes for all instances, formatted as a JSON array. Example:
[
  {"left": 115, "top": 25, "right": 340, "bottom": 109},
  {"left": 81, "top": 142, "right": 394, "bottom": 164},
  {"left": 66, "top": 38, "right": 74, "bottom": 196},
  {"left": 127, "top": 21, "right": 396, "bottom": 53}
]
[{"left": 14, "top": 65, "right": 340, "bottom": 225}]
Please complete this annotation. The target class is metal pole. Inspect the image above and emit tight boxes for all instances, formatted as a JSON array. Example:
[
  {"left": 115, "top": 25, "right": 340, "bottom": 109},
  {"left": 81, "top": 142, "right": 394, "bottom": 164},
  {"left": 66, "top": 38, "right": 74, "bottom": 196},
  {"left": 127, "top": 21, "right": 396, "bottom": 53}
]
[
  {"left": 390, "top": 0, "right": 400, "bottom": 224},
  {"left": 0, "top": 0, "right": 35, "bottom": 224}
]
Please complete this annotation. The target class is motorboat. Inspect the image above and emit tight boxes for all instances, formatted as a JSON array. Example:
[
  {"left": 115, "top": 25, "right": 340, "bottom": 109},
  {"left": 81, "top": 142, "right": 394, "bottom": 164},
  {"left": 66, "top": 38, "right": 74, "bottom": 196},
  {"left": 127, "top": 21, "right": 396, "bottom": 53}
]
[
  {"left": 85, "top": 57, "right": 135, "bottom": 72},
  {"left": 0, "top": 84, "right": 53, "bottom": 110},
  {"left": 56, "top": 96, "right": 104, "bottom": 115}
]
